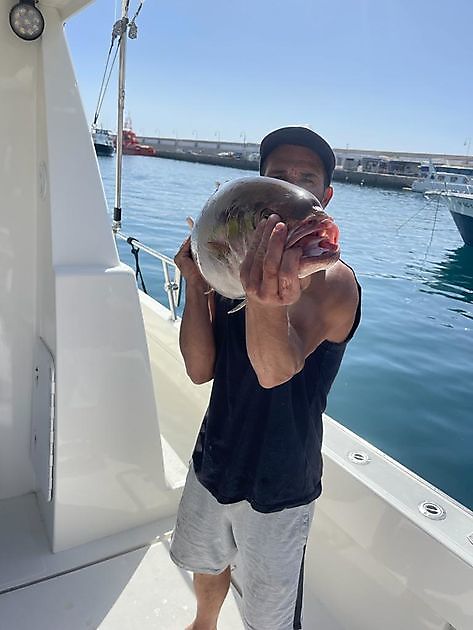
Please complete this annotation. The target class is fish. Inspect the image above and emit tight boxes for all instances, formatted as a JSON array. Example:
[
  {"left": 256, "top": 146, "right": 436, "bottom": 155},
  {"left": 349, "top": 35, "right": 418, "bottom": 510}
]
[{"left": 190, "top": 176, "right": 340, "bottom": 300}]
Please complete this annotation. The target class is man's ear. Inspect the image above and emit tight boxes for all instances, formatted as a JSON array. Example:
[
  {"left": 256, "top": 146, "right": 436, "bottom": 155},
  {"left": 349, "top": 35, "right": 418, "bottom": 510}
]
[{"left": 321, "top": 185, "right": 334, "bottom": 208}]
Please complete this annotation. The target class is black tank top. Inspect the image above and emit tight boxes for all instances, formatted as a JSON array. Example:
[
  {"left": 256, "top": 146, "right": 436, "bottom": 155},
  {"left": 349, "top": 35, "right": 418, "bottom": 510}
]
[{"left": 192, "top": 265, "right": 361, "bottom": 513}]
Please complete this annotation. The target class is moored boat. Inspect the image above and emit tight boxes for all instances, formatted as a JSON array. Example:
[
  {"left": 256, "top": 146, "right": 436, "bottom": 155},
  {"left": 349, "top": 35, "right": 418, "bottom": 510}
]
[
  {"left": 92, "top": 126, "right": 115, "bottom": 156},
  {"left": 122, "top": 127, "right": 156, "bottom": 156},
  {"left": 412, "top": 162, "right": 473, "bottom": 194},
  {"left": 444, "top": 192, "right": 473, "bottom": 246}
]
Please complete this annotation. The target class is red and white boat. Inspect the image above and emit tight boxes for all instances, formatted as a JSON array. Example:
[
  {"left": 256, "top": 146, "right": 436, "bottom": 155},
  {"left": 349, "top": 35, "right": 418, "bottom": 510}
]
[{"left": 121, "top": 118, "right": 156, "bottom": 156}]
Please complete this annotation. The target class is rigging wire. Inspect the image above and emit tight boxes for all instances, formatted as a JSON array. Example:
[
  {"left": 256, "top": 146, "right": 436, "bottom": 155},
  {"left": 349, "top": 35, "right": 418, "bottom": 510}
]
[
  {"left": 93, "top": 39, "right": 120, "bottom": 127},
  {"left": 395, "top": 204, "right": 430, "bottom": 234},
  {"left": 419, "top": 192, "right": 442, "bottom": 276},
  {"left": 130, "top": 0, "right": 145, "bottom": 25},
  {"left": 93, "top": 0, "right": 143, "bottom": 128}
]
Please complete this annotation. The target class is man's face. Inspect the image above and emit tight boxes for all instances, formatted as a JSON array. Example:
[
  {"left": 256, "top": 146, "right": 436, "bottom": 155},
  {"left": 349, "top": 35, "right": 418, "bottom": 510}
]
[{"left": 263, "top": 144, "right": 333, "bottom": 207}]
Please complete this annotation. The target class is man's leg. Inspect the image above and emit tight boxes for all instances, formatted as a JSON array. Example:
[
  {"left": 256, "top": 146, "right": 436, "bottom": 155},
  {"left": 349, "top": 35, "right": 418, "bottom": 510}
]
[
  {"left": 186, "top": 566, "right": 232, "bottom": 630},
  {"left": 232, "top": 501, "right": 315, "bottom": 630},
  {"left": 170, "top": 464, "right": 237, "bottom": 628}
]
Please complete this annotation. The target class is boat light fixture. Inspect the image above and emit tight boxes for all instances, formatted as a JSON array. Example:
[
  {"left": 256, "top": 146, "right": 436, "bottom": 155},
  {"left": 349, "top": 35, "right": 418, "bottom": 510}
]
[{"left": 9, "top": 0, "right": 44, "bottom": 41}]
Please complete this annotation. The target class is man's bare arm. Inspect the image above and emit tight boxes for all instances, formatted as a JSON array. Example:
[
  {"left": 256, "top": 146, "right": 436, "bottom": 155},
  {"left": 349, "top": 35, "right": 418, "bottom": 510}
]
[
  {"left": 241, "top": 216, "right": 318, "bottom": 388},
  {"left": 241, "top": 216, "right": 356, "bottom": 388},
  {"left": 175, "top": 237, "right": 216, "bottom": 384}
]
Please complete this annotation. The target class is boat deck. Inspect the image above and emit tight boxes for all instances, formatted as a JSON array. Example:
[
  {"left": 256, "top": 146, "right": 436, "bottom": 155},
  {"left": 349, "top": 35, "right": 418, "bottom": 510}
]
[{"left": 0, "top": 494, "right": 245, "bottom": 629}]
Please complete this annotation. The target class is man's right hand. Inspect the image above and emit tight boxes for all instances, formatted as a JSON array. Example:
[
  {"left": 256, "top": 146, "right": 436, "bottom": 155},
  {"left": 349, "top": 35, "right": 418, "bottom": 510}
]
[{"left": 174, "top": 237, "right": 208, "bottom": 289}]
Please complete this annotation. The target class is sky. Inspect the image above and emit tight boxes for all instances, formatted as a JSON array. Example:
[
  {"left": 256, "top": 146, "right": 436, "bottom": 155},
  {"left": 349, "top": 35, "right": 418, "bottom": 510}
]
[{"left": 66, "top": 0, "right": 473, "bottom": 155}]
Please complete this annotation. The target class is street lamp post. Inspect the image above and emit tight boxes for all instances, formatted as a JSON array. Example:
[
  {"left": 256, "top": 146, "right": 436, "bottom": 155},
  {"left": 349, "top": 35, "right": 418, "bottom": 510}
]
[
  {"left": 240, "top": 131, "right": 247, "bottom": 157},
  {"left": 464, "top": 137, "right": 471, "bottom": 164}
]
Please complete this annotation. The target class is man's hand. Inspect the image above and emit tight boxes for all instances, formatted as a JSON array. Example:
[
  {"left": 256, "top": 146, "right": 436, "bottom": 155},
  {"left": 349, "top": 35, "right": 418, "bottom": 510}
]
[
  {"left": 240, "top": 214, "right": 303, "bottom": 306},
  {"left": 174, "top": 236, "right": 208, "bottom": 290}
]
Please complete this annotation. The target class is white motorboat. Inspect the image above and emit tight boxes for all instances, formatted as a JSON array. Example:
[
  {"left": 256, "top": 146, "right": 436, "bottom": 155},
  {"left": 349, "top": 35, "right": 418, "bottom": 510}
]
[
  {"left": 412, "top": 162, "right": 473, "bottom": 194},
  {"left": 1, "top": 1, "right": 472, "bottom": 629}
]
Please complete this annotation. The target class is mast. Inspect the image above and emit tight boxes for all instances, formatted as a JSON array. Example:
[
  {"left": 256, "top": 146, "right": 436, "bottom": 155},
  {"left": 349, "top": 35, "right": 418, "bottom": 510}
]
[{"left": 113, "top": 0, "right": 130, "bottom": 232}]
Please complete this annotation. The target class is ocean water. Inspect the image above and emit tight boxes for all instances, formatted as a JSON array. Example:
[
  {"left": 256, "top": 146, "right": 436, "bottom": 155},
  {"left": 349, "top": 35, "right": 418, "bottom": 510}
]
[{"left": 98, "top": 155, "right": 473, "bottom": 511}]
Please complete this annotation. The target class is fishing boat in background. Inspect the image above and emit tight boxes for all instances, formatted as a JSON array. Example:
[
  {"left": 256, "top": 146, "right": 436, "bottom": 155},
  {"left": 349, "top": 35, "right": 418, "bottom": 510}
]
[
  {"left": 1, "top": 0, "right": 472, "bottom": 628},
  {"left": 122, "top": 116, "right": 156, "bottom": 156},
  {"left": 91, "top": 126, "right": 115, "bottom": 156}
]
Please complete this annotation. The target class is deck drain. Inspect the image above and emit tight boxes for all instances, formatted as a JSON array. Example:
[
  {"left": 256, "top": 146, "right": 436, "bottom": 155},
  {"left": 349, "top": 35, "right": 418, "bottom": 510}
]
[
  {"left": 418, "top": 501, "right": 446, "bottom": 520},
  {"left": 348, "top": 451, "right": 370, "bottom": 465}
]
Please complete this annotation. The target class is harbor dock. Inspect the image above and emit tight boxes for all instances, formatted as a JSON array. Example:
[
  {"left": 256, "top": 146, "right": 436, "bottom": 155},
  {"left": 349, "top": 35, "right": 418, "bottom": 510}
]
[
  {"left": 134, "top": 135, "right": 472, "bottom": 191},
  {"left": 148, "top": 148, "right": 416, "bottom": 190}
]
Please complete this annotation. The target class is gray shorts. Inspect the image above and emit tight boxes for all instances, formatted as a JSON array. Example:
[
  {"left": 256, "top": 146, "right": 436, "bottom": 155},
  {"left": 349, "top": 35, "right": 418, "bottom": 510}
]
[{"left": 170, "top": 464, "right": 315, "bottom": 630}]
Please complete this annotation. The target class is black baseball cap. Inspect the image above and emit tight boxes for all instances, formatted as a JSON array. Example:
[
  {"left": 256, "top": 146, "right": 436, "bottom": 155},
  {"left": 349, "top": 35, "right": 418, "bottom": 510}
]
[{"left": 259, "top": 126, "right": 336, "bottom": 184}]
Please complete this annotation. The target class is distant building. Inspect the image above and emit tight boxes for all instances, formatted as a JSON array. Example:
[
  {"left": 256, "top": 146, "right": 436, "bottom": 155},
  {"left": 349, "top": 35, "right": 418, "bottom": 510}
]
[{"left": 359, "top": 157, "right": 420, "bottom": 176}]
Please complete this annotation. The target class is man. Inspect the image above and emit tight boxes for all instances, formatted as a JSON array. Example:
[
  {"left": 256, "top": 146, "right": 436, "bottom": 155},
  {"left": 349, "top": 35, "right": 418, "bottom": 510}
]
[{"left": 171, "top": 126, "right": 361, "bottom": 630}]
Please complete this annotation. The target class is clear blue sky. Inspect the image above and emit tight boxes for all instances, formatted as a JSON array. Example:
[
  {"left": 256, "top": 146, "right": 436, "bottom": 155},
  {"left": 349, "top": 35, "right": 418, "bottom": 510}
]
[{"left": 67, "top": 0, "right": 473, "bottom": 154}]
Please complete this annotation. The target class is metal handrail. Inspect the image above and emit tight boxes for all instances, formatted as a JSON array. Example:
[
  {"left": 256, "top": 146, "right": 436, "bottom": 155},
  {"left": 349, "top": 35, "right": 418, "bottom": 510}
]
[{"left": 115, "top": 232, "right": 182, "bottom": 320}]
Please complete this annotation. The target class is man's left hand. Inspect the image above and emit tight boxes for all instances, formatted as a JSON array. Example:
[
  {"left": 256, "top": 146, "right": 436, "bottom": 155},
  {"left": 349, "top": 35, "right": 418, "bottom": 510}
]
[{"left": 240, "top": 214, "right": 303, "bottom": 306}]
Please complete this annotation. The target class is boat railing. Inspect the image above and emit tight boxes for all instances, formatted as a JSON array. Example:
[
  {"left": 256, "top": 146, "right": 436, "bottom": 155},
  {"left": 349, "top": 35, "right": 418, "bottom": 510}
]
[{"left": 115, "top": 232, "right": 182, "bottom": 321}]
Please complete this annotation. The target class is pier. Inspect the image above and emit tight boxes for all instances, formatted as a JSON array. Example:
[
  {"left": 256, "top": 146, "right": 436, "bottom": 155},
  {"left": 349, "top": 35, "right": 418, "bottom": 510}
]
[{"left": 134, "top": 135, "right": 472, "bottom": 191}]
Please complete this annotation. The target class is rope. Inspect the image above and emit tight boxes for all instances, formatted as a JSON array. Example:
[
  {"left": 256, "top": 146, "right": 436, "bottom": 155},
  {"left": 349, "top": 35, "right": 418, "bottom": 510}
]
[
  {"left": 420, "top": 192, "right": 441, "bottom": 274},
  {"left": 127, "top": 237, "right": 148, "bottom": 294}
]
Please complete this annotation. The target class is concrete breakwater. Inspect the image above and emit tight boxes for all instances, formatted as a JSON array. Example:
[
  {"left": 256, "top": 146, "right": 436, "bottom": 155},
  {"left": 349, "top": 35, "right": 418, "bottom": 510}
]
[
  {"left": 332, "top": 169, "right": 415, "bottom": 190},
  {"left": 152, "top": 149, "right": 415, "bottom": 191}
]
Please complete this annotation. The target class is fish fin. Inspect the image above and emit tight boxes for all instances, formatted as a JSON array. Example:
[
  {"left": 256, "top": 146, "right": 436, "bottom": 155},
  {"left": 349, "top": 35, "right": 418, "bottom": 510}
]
[{"left": 227, "top": 299, "right": 247, "bottom": 314}]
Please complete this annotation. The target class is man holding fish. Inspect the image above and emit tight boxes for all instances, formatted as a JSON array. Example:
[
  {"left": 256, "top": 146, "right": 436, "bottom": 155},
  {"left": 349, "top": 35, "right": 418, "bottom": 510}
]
[{"left": 171, "top": 126, "right": 361, "bottom": 630}]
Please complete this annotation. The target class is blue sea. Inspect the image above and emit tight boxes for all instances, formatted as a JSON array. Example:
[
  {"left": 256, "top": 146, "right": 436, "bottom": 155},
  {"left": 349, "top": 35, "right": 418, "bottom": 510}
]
[{"left": 98, "top": 155, "right": 473, "bottom": 511}]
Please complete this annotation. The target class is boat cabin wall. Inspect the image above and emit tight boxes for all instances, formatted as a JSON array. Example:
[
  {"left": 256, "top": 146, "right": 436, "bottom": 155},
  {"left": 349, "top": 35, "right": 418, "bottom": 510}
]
[
  {"left": 0, "top": 0, "right": 39, "bottom": 500},
  {"left": 0, "top": 2, "right": 182, "bottom": 552}
]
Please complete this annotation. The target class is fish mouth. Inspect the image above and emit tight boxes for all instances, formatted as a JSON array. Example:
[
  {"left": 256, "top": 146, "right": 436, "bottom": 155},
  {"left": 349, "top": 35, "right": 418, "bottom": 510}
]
[{"left": 285, "top": 214, "right": 340, "bottom": 261}]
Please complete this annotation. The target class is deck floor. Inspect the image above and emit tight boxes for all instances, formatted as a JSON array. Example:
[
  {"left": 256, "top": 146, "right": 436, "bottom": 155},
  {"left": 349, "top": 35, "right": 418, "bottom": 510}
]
[{"left": 0, "top": 532, "right": 245, "bottom": 629}]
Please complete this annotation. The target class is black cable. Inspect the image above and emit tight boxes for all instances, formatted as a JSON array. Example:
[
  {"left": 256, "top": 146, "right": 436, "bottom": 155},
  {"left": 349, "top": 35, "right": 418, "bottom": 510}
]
[{"left": 127, "top": 238, "right": 148, "bottom": 294}]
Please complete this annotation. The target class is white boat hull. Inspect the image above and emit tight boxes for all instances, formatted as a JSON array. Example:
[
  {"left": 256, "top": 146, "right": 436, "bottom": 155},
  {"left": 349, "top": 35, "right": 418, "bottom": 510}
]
[{"left": 444, "top": 193, "right": 473, "bottom": 246}]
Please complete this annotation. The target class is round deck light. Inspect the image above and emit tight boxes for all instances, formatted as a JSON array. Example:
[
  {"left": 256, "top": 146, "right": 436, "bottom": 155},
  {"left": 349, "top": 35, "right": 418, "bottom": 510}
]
[{"left": 9, "top": 0, "right": 44, "bottom": 41}]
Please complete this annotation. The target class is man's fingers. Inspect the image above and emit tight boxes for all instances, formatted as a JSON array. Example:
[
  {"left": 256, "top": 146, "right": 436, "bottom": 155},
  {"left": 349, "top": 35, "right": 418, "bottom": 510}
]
[
  {"left": 240, "top": 218, "right": 268, "bottom": 285},
  {"left": 261, "top": 222, "right": 286, "bottom": 295},
  {"left": 248, "top": 215, "right": 281, "bottom": 289},
  {"left": 186, "top": 217, "right": 195, "bottom": 229},
  {"left": 278, "top": 247, "right": 302, "bottom": 304},
  {"left": 177, "top": 236, "right": 191, "bottom": 254}
]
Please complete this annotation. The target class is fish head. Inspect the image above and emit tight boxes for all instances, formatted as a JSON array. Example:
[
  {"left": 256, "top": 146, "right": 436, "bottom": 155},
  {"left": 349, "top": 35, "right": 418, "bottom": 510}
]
[{"left": 191, "top": 176, "right": 340, "bottom": 298}]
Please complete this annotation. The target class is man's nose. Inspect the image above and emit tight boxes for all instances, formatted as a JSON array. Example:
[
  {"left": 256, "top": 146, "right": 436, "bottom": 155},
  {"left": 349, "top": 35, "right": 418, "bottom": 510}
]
[{"left": 284, "top": 170, "right": 299, "bottom": 185}]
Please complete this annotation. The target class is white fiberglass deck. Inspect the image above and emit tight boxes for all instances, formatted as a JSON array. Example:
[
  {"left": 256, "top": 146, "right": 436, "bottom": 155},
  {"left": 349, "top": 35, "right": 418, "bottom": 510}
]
[{"left": 0, "top": 495, "right": 244, "bottom": 629}]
